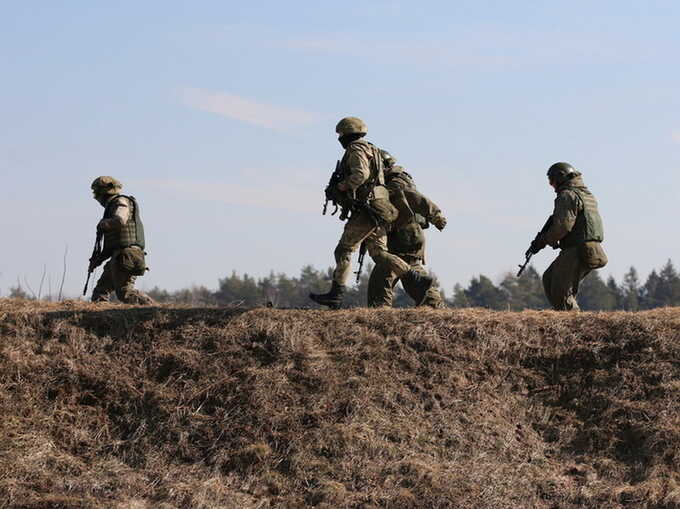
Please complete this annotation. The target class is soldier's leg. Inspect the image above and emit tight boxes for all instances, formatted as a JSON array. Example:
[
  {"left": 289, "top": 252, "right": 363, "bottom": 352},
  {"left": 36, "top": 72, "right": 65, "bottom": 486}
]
[
  {"left": 311, "top": 212, "right": 376, "bottom": 308},
  {"left": 570, "top": 263, "right": 592, "bottom": 310},
  {"left": 332, "top": 212, "right": 376, "bottom": 285},
  {"left": 365, "top": 230, "right": 433, "bottom": 305},
  {"left": 91, "top": 260, "right": 115, "bottom": 302},
  {"left": 364, "top": 226, "right": 410, "bottom": 279},
  {"left": 401, "top": 262, "right": 444, "bottom": 308},
  {"left": 367, "top": 262, "right": 398, "bottom": 307},
  {"left": 110, "top": 259, "right": 154, "bottom": 305},
  {"left": 542, "top": 247, "right": 583, "bottom": 311}
]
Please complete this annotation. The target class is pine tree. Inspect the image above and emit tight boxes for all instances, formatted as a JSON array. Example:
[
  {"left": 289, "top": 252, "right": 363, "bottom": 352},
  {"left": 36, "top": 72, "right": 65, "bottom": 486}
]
[
  {"left": 622, "top": 267, "right": 640, "bottom": 311},
  {"left": 499, "top": 266, "right": 549, "bottom": 310},
  {"left": 464, "top": 275, "right": 508, "bottom": 309},
  {"left": 577, "top": 271, "right": 618, "bottom": 310}
]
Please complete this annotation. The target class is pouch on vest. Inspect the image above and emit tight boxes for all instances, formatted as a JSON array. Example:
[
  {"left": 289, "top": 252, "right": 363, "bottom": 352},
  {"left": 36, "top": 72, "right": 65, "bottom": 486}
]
[
  {"left": 580, "top": 241, "right": 608, "bottom": 270},
  {"left": 118, "top": 247, "right": 147, "bottom": 276},
  {"left": 369, "top": 198, "right": 399, "bottom": 225}
]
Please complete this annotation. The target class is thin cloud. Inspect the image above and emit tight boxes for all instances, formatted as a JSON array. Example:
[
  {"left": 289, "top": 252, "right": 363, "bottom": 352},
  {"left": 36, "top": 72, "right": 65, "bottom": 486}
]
[{"left": 181, "top": 88, "right": 319, "bottom": 130}]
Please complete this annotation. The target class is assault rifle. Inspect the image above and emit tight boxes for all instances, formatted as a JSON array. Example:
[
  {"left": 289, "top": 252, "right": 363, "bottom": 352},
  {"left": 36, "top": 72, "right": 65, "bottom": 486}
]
[
  {"left": 517, "top": 216, "right": 554, "bottom": 277},
  {"left": 354, "top": 241, "right": 367, "bottom": 283},
  {"left": 323, "top": 161, "right": 347, "bottom": 217},
  {"left": 83, "top": 231, "right": 103, "bottom": 296}
]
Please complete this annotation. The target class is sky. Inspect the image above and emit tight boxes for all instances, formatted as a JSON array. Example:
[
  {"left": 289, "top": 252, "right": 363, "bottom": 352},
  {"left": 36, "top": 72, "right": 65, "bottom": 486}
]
[{"left": 1, "top": 1, "right": 680, "bottom": 299}]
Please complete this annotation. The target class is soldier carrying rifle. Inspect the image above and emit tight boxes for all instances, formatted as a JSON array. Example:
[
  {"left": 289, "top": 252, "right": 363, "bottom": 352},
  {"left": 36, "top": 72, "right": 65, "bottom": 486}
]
[
  {"left": 522, "top": 162, "right": 608, "bottom": 311},
  {"left": 86, "top": 176, "right": 154, "bottom": 305},
  {"left": 309, "top": 117, "right": 434, "bottom": 309}
]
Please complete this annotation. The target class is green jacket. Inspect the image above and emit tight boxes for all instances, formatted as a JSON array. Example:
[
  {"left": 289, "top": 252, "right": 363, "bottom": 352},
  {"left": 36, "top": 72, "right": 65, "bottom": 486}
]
[
  {"left": 384, "top": 166, "right": 443, "bottom": 262},
  {"left": 543, "top": 174, "right": 604, "bottom": 249}
]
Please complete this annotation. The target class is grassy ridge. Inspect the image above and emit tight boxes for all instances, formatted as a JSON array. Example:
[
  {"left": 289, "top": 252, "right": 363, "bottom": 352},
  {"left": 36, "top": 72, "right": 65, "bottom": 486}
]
[{"left": 0, "top": 299, "right": 679, "bottom": 508}]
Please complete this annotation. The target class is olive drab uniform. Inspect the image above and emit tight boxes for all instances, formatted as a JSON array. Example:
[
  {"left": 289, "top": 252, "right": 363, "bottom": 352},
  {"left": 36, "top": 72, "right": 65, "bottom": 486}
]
[
  {"left": 331, "top": 139, "right": 410, "bottom": 285},
  {"left": 310, "top": 117, "right": 434, "bottom": 309},
  {"left": 536, "top": 172, "right": 607, "bottom": 310},
  {"left": 91, "top": 193, "right": 154, "bottom": 305},
  {"left": 367, "top": 165, "right": 446, "bottom": 308}
]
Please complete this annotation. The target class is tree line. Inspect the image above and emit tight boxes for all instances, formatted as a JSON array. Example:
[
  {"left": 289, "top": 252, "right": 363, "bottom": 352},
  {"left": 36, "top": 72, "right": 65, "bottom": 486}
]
[
  {"left": 147, "top": 259, "right": 679, "bottom": 311},
  {"left": 7, "top": 260, "right": 680, "bottom": 311}
]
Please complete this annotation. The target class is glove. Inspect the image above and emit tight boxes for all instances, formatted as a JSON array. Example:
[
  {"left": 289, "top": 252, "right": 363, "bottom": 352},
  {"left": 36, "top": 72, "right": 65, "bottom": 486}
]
[
  {"left": 97, "top": 218, "right": 118, "bottom": 233},
  {"left": 88, "top": 256, "right": 103, "bottom": 273},
  {"left": 431, "top": 213, "right": 447, "bottom": 231},
  {"left": 528, "top": 236, "right": 546, "bottom": 255}
]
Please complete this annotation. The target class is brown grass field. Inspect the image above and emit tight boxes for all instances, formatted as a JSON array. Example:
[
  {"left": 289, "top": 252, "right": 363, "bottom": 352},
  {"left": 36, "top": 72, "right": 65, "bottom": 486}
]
[{"left": 0, "top": 299, "right": 679, "bottom": 508}]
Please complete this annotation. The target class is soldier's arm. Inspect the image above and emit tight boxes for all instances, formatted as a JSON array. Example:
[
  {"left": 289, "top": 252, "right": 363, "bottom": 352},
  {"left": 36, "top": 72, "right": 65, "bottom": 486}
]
[
  {"left": 403, "top": 188, "right": 447, "bottom": 230},
  {"left": 97, "top": 197, "right": 131, "bottom": 232},
  {"left": 541, "top": 192, "right": 579, "bottom": 246},
  {"left": 403, "top": 189, "right": 442, "bottom": 219},
  {"left": 339, "top": 145, "right": 371, "bottom": 192}
]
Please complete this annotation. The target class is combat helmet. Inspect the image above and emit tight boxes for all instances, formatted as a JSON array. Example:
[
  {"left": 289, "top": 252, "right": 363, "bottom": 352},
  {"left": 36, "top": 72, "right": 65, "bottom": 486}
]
[
  {"left": 91, "top": 176, "right": 123, "bottom": 197},
  {"left": 335, "top": 116, "right": 368, "bottom": 136},
  {"left": 547, "top": 162, "right": 577, "bottom": 184},
  {"left": 381, "top": 149, "right": 396, "bottom": 167}
]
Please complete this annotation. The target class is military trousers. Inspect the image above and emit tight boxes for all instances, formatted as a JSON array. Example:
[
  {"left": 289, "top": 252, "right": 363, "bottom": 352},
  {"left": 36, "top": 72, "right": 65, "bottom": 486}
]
[
  {"left": 542, "top": 246, "right": 591, "bottom": 311},
  {"left": 333, "top": 209, "right": 410, "bottom": 286},
  {"left": 367, "top": 256, "right": 444, "bottom": 308},
  {"left": 92, "top": 248, "right": 154, "bottom": 305}
]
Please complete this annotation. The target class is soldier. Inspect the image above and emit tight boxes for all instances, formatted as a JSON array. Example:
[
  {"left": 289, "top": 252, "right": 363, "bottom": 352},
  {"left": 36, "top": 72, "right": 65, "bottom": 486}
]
[
  {"left": 527, "top": 162, "right": 608, "bottom": 310},
  {"left": 309, "top": 117, "right": 434, "bottom": 309},
  {"left": 89, "top": 176, "right": 154, "bottom": 305},
  {"left": 368, "top": 151, "right": 447, "bottom": 308}
]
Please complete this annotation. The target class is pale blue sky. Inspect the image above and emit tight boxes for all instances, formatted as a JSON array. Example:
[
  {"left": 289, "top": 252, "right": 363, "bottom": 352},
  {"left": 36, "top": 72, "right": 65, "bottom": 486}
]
[{"left": 2, "top": 1, "right": 679, "bottom": 297}]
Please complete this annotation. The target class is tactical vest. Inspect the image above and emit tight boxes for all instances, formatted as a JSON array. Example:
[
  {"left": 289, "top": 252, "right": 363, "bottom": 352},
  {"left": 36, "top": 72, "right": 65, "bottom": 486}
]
[
  {"left": 559, "top": 186, "right": 604, "bottom": 248},
  {"left": 102, "top": 195, "right": 146, "bottom": 257},
  {"left": 339, "top": 140, "right": 386, "bottom": 202},
  {"left": 387, "top": 216, "right": 427, "bottom": 261}
]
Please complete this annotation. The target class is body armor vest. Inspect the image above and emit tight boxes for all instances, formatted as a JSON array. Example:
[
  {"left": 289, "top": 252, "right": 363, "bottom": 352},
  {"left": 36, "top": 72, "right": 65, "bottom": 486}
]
[
  {"left": 102, "top": 195, "right": 146, "bottom": 257},
  {"left": 339, "top": 140, "right": 386, "bottom": 202},
  {"left": 559, "top": 186, "right": 604, "bottom": 248},
  {"left": 388, "top": 223, "right": 425, "bottom": 261}
]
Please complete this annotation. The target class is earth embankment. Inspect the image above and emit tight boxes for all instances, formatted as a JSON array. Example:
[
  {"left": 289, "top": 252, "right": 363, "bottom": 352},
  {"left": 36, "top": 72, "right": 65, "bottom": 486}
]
[{"left": 0, "top": 299, "right": 679, "bottom": 508}]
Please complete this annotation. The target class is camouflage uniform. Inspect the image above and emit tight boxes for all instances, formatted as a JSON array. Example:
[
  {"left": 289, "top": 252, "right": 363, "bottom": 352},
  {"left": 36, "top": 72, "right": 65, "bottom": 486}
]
[
  {"left": 310, "top": 118, "right": 433, "bottom": 308},
  {"left": 90, "top": 177, "right": 154, "bottom": 305},
  {"left": 532, "top": 166, "right": 607, "bottom": 311},
  {"left": 331, "top": 139, "right": 410, "bottom": 286},
  {"left": 367, "top": 164, "right": 446, "bottom": 308}
]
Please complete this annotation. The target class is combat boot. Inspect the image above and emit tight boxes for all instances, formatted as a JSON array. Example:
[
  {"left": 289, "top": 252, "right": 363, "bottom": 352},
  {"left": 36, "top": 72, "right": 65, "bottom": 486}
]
[
  {"left": 402, "top": 270, "right": 433, "bottom": 306},
  {"left": 309, "top": 281, "right": 346, "bottom": 309}
]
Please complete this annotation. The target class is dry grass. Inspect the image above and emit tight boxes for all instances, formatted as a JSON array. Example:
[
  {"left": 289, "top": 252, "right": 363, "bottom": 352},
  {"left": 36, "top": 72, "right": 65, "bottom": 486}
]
[{"left": 1, "top": 298, "right": 679, "bottom": 508}]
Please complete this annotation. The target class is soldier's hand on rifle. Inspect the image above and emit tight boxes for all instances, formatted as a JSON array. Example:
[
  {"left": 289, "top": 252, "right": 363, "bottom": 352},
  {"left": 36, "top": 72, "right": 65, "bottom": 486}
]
[
  {"left": 88, "top": 255, "right": 103, "bottom": 273},
  {"left": 97, "top": 218, "right": 119, "bottom": 233},
  {"left": 528, "top": 235, "right": 547, "bottom": 256},
  {"left": 336, "top": 181, "right": 349, "bottom": 192}
]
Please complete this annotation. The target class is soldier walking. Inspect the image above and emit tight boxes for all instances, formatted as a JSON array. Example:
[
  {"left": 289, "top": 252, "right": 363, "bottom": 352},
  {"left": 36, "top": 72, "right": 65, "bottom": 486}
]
[
  {"left": 527, "top": 163, "right": 607, "bottom": 310},
  {"left": 367, "top": 151, "right": 447, "bottom": 308},
  {"left": 88, "top": 176, "right": 154, "bottom": 305},
  {"left": 309, "top": 117, "right": 434, "bottom": 309}
]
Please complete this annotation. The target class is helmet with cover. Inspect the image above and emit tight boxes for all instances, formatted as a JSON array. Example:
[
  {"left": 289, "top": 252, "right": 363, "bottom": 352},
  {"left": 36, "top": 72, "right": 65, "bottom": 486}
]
[
  {"left": 335, "top": 116, "right": 368, "bottom": 136},
  {"left": 547, "top": 162, "right": 577, "bottom": 185},
  {"left": 91, "top": 176, "right": 123, "bottom": 199},
  {"left": 381, "top": 149, "right": 396, "bottom": 167}
]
